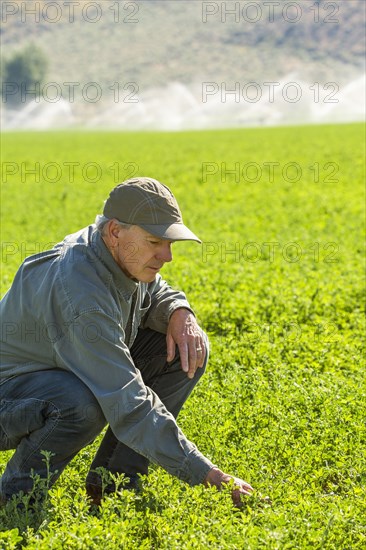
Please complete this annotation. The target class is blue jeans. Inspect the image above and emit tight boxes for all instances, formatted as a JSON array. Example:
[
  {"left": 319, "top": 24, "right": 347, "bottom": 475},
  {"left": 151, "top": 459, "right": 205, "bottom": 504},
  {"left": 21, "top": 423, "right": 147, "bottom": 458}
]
[{"left": 0, "top": 329, "right": 207, "bottom": 501}]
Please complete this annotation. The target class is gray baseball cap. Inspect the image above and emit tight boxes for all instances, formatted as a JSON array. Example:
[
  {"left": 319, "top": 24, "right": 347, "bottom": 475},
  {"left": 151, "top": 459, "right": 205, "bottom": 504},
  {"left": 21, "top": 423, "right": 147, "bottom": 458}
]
[{"left": 103, "top": 177, "right": 201, "bottom": 243}]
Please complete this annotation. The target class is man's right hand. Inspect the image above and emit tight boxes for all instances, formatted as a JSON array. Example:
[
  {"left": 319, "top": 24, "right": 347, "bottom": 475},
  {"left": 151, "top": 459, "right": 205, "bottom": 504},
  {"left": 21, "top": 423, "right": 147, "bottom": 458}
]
[{"left": 204, "top": 467, "right": 253, "bottom": 507}]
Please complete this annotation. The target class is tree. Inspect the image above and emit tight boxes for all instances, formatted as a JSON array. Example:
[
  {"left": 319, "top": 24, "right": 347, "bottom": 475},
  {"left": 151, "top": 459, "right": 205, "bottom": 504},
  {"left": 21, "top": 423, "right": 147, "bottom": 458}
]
[{"left": 2, "top": 44, "right": 48, "bottom": 107}]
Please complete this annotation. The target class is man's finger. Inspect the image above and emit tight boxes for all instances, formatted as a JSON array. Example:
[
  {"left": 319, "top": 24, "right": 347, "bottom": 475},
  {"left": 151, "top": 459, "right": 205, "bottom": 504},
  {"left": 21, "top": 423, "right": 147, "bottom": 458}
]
[
  {"left": 178, "top": 341, "right": 189, "bottom": 373},
  {"left": 166, "top": 333, "right": 176, "bottom": 363},
  {"left": 187, "top": 340, "right": 199, "bottom": 378},
  {"left": 232, "top": 482, "right": 254, "bottom": 506},
  {"left": 195, "top": 338, "right": 206, "bottom": 368},
  {"left": 233, "top": 481, "right": 254, "bottom": 494}
]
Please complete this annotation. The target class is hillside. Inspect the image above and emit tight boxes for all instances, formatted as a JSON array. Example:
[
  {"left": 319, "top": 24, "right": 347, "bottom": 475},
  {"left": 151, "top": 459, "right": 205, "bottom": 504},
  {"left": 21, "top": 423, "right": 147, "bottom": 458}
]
[{"left": 1, "top": 0, "right": 365, "bottom": 129}]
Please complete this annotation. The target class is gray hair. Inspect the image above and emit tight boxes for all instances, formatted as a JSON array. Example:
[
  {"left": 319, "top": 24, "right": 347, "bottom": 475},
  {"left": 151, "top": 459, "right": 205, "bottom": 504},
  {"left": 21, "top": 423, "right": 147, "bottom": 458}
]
[{"left": 95, "top": 214, "right": 132, "bottom": 235}]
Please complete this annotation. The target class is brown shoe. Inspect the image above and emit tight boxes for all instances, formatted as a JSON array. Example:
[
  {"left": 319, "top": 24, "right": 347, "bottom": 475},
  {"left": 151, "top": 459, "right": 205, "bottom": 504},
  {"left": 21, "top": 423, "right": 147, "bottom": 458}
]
[{"left": 85, "top": 483, "right": 102, "bottom": 506}]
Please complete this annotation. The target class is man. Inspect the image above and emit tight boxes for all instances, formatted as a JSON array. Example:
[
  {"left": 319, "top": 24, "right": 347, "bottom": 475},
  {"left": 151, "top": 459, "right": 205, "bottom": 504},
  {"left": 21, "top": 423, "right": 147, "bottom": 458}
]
[{"left": 0, "top": 177, "right": 253, "bottom": 506}]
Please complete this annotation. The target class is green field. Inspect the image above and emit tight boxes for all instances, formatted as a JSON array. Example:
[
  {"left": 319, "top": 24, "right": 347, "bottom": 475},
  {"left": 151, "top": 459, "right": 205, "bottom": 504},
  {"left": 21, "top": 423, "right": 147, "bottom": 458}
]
[{"left": 0, "top": 124, "right": 365, "bottom": 549}]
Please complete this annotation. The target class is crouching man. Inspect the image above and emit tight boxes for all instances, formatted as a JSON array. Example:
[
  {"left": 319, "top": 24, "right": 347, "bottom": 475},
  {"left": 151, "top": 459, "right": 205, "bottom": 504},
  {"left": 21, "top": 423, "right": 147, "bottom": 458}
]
[{"left": 0, "top": 177, "right": 252, "bottom": 506}]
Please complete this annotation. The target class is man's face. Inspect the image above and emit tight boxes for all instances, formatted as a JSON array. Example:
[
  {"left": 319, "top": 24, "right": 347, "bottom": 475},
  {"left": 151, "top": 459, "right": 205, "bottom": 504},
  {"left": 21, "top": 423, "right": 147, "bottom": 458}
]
[{"left": 111, "top": 224, "right": 174, "bottom": 282}]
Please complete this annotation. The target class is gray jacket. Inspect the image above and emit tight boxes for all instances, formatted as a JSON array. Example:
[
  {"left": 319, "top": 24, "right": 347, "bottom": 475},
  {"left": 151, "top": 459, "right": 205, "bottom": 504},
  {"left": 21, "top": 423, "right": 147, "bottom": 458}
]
[{"left": 0, "top": 225, "right": 214, "bottom": 485}]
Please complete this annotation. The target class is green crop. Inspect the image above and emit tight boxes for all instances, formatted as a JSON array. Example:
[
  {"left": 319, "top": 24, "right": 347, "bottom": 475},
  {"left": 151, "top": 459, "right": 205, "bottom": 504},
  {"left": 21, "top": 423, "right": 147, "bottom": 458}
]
[{"left": 0, "top": 123, "right": 365, "bottom": 549}]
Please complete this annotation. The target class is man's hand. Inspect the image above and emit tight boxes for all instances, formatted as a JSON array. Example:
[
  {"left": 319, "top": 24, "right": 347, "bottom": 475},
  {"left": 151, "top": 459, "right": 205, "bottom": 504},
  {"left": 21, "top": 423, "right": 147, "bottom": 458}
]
[
  {"left": 166, "top": 309, "right": 206, "bottom": 378},
  {"left": 204, "top": 467, "right": 254, "bottom": 507}
]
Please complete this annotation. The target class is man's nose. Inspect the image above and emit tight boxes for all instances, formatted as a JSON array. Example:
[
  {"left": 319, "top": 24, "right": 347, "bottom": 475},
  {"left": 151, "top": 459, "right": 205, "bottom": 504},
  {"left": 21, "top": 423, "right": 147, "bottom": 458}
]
[{"left": 158, "top": 243, "right": 173, "bottom": 263}]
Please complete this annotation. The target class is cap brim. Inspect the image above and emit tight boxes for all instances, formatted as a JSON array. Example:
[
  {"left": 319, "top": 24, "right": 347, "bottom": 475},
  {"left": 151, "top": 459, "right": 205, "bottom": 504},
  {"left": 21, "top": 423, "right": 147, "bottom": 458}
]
[{"left": 139, "top": 223, "right": 201, "bottom": 243}]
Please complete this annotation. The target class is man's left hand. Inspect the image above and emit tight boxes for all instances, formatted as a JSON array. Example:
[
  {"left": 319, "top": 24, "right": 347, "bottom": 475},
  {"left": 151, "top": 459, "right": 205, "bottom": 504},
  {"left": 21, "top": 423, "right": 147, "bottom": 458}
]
[{"left": 166, "top": 309, "right": 206, "bottom": 378}]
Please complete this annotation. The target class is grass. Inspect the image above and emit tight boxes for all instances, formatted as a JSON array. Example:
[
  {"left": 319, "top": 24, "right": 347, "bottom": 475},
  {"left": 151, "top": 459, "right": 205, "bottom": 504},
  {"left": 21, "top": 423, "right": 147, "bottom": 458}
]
[{"left": 0, "top": 123, "right": 365, "bottom": 549}]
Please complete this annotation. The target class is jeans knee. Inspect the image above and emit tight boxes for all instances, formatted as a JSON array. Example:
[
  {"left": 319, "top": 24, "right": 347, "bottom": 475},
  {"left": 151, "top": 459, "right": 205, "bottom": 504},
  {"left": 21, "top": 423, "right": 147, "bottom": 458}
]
[
  {"left": 62, "top": 383, "right": 106, "bottom": 442},
  {"left": 69, "top": 399, "right": 106, "bottom": 437}
]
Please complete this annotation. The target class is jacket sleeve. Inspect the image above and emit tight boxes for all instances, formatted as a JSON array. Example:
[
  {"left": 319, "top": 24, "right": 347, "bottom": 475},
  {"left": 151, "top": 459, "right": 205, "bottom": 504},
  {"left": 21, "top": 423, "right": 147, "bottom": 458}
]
[
  {"left": 53, "top": 308, "right": 214, "bottom": 485},
  {"left": 141, "top": 274, "right": 195, "bottom": 334}
]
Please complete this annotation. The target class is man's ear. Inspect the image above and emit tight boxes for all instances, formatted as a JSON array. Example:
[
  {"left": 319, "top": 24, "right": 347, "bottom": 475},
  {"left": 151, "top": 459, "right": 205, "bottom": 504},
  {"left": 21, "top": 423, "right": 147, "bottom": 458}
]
[
  {"left": 110, "top": 220, "right": 120, "bottom": 240},
  {"left": 105, "top": 219, "right": 120, "bottom": 247}
]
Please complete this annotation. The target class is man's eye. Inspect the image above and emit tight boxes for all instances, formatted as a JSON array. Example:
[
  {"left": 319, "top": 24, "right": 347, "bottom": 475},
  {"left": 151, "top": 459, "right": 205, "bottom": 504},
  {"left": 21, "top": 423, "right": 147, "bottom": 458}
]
[{"left": 149, "top": 240, "right": 159, "bottom": 245}]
